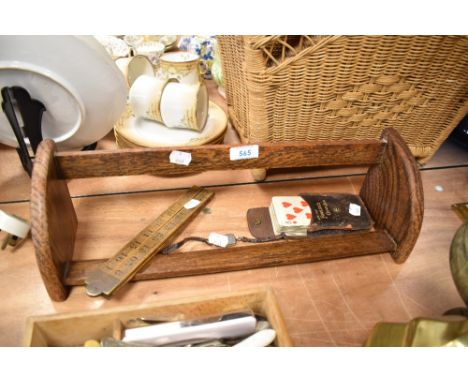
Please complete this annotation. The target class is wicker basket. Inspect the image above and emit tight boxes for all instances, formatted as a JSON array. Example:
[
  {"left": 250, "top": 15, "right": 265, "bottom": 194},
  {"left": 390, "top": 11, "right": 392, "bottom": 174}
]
[{"left": 217, "top": 35, "right": 468, "bottom": 163}]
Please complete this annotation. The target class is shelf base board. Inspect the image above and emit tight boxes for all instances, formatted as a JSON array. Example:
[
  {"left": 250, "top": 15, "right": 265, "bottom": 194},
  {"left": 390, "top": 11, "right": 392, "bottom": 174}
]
[{"left": 65, "top": 229, "right": 396, "bottom": 286}]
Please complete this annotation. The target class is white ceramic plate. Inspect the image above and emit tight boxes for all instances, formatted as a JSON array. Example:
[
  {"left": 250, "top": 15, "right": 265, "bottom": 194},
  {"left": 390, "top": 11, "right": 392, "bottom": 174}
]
[
  {"left": 115, "top": 101, "right": 227, "bottom": 147},
  {"left": 0, "top": 36, "right": 127, "bottom": 150}
]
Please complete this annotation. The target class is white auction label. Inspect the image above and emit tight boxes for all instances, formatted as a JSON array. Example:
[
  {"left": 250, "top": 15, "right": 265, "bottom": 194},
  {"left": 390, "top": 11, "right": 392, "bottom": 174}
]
[
  {"left": 208, "top": 232, "right": 230, "bottom": 248},
  {"left": 229, "top": 145, "right": 259, "bottom": 161},
  {"left": 349, "top": 203, "right": 361, "bottom": 216},
  {"left": 184, "top": 199, "right": 201, "bottom": 210},
  {"left": 169, "top": 150, "right": 192, "bottom": 166}
]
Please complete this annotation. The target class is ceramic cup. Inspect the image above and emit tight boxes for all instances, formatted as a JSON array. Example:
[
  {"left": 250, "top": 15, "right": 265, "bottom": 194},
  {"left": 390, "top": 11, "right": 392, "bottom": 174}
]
[
  {"left": 130, "top": 73, "right": 209, "bottom": 131},
  {"left": 178, "top": 35, "right": 216, "bottom": 79},
  {"left": 158, "top": 51, "right": 202, "bottom": 85},
  {"left": 134, "top": 41, "right": 165, "bottom": 66},
  {"left": 160, "top": 81, "right": 208, "bottom": 131},
  {"left": 129, "top": 75, "right": 168, "bottom": 123},
  {"left": 115, "top": 55, "right": 154, "bottom": 87}
]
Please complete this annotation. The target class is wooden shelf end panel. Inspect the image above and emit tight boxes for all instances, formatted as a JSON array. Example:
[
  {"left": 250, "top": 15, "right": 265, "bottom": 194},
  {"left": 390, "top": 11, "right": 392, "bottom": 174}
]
[
  {"left": 360, "top": 128, "right": 424, "bottom": 263},
  {"left": 30, "top": 139, "right": 77, "bottom": 301}
]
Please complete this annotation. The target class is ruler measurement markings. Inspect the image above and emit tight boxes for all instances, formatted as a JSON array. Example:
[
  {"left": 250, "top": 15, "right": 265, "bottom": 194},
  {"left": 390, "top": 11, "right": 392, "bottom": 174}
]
[
  {"left": 106, "top": 205, "right": 204, "bottom": 288},
  {"left": 85, "top": 187, "right": 213, "bottom": 296},
  {"left": 106, "top": 188, "right": 213, "bottom": 291},
  {"left": 114, "top": 187, "right": 210, "bottom": 265},
  {"left": 91, "top": 200, "right": 201, "bottom": 281},
  {"left": 86, "top": 199, "right": 209, "bottom": 294},
  {"left": 91, "top": 186, "right": 204, "bottom": 278},
  {"left": 86, "top": 187, "right": 204, "bottom": 277}
]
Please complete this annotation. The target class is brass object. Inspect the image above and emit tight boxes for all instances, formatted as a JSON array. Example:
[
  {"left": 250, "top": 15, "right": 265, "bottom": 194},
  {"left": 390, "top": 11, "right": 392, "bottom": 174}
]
[
  {"left": 366, "top": 221, "right": 468, "bottom": 347},
  {"left": 85, "top": 186, "right": 214, "bottom": 297},
  {"left": 452, "top": 202, "right": 468, "bottom": 221},
  {"left": 365, "top": 317, "right": 468, "bottom": 347},
  {"left": 83, "top": 339, "right": 101, "bottom": 347},
  {"left": 450, "top": 222, "right": 468, "bottom": 306}
]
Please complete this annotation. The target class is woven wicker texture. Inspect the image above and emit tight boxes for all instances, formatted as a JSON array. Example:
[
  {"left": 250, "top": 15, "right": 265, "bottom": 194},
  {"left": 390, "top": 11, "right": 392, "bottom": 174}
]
[{"left": 217, "top": 35, "right": 468, "bottom": 162}]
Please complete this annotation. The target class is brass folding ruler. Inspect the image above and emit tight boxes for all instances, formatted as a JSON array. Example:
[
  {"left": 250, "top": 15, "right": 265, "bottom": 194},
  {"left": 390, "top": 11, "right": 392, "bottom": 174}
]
[{"left": 85, "top": 186, "right": 214, "bottom": 297}]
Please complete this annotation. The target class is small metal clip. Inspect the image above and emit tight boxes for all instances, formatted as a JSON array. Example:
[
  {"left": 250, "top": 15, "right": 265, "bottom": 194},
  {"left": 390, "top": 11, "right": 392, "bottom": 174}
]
[{"left": 225, "top": 234, "right": 237, "bottom": 246}]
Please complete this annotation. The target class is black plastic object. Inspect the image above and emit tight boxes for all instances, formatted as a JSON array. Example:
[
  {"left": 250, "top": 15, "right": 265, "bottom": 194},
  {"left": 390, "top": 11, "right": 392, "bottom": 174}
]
[
  {"left": 1, "top": 86, "right": 45, "bottom": 176},
  {"left": 82, "top": 141, "right": 98, "bottom": 151},
  {"left": 1, "top": 86, "right": 98, "bottom": 175},
  {"left": 449, "top": 114, "right": 468, "bottom": 150}
]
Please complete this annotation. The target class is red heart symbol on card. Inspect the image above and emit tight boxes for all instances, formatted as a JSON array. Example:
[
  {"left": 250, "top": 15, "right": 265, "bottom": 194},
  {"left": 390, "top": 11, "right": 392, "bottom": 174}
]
[
  {"left": 301, "top": 201, "right": 308, "bottom": 207},
  {"left": 306, "top": 213, "right": 312, "bottom": 219},
  {"left": 293, "top": 207, "right": 303, "bottom": 214},
  {"left": 282, "top": 202, "right": 292, "bottom": 208},
  {"left": 286, "top": 214, "right": 296, "bottom": 220}
]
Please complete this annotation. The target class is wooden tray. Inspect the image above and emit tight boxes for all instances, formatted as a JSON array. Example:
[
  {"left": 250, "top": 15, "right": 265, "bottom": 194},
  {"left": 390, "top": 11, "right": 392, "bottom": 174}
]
[
  {"left": 30, "top": 128, "right": 424, "bottom": 301},
  {"left": 24, "top": 288, "right": 293, "bottom": 346}
]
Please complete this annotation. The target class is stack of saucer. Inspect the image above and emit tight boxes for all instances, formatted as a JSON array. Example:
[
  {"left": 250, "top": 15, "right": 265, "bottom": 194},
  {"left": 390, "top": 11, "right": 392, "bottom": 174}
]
[
  {"left": 268, "top": 196, "right": 312, "bottom": 237},
  {"left": 114, "top": 102, "right": 227, "bottom": 148}
]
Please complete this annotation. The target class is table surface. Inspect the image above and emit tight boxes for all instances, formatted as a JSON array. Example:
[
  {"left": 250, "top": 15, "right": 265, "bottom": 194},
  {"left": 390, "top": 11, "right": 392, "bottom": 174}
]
[{"left": 0, "top": 80, "right": 467, "bottom": 346}]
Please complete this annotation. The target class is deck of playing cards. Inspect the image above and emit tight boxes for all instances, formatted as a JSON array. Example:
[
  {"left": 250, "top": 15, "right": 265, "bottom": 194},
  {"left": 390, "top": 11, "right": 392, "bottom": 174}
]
[
  {"left": 248, "top": 194, "right": 373, "bottom": 240},
  {"left": 269, "top": 196, "right": 312, "bottom": 237}
]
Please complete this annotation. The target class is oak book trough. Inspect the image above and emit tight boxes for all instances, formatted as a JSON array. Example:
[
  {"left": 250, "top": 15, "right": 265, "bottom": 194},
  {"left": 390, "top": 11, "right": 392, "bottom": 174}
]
[{"left": 30, "top": 128, "right": 423, "bottom": 301}]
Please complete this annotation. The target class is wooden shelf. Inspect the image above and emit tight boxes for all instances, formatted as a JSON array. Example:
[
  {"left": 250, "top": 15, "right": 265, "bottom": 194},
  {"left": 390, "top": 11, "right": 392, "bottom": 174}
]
[{"left": 30, "top": 128, "right": 423, "bottom": 302}]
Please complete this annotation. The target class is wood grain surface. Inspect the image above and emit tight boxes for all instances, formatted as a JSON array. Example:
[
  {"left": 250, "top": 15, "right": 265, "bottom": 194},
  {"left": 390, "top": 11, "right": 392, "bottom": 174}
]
[
  {"left": 25, "top": 288, "right": 293, "bottom": 346},
  {"left": 29, "top": 129, "right": 410, "bottom": 302},
  {"left": 360, "top": 128, "right": 424, "bottom": 263},
  {"left": 65, "top": 230, "right": 396, "bottom": 285},
  {"left": 0, "top": 80, "right": 466, "bottom": 346},
  {"left": 0, "top": 166, "right": 466, "bottom": 346},
  {"left": 30, "top": 139, "right": 77, "bottom": 301},
  {"left": 55, "top": 140, "right": 384, "bottom": 179}
]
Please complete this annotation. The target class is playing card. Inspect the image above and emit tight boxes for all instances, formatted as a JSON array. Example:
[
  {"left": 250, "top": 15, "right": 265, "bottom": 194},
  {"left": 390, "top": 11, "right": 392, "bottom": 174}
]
[
  {"left": 249, "top": 193, "right": 373, "bottom": 240},
  {"left": 269, "top": 204, "right": 308, "bottom": 237},
  {"left": 271, "top": 196, "right": 312, "bottom": 227}
]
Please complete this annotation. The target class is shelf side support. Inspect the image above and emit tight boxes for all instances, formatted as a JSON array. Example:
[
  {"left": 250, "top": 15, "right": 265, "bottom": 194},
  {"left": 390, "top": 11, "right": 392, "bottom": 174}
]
[
  {"left": 360, "top": 128, "right": 424, "bottom": 263},
  {"left": 30, "top": 139, "right": 77, "bottom": 301}
]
